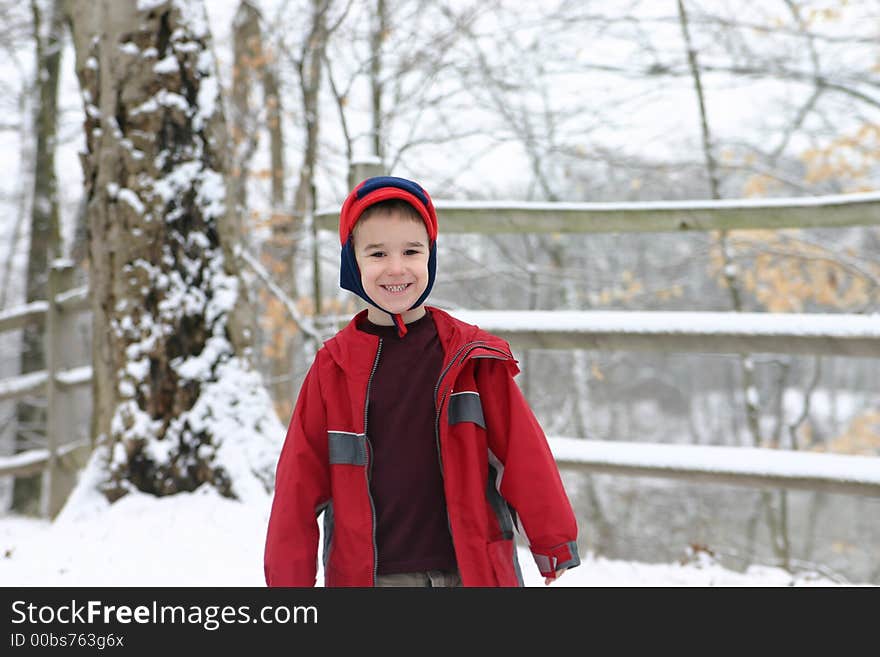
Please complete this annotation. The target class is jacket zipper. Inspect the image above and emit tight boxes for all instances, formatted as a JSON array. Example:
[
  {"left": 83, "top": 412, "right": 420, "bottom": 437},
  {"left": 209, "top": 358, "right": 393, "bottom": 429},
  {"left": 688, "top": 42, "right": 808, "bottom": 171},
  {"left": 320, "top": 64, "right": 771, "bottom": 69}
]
[
  {"left": 433, "top": 341, "right": 483, "bottom": 469},
  {"left": 364, "top": 339, "right": 383, "bottom": 586},
  {"left": 433, "top": 341, "right": 514, "bottom": 551},
  {"left": 433, "top": 340, "right": 514, "bottom": 465},
  {"left": 457, "top": 344, "right": 513, "bottom": 368}
]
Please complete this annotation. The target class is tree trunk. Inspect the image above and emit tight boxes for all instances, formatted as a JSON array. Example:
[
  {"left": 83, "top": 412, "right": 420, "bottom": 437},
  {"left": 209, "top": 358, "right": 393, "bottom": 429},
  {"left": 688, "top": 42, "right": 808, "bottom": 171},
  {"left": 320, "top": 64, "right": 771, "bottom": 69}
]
[
  {"left": 230, "top": 0, "right": 285, "bottom": 215},
  {"left": 12, "top": 0, "right": 64, "bottom": 514},
  {"left": 230, "top": 0, "right": 261, "bottom": 225},
  {"left": 230, "top": 0, "right": 293, "bottom": 418},
  {"left": 67, "top": 0, "right": 279, "bottom": 503},
  {"left": 369, "top": 0, "right": 386, "bottom": 163},
  {"left": 265, "top": 0, "right": 328, "bottom": 420}
]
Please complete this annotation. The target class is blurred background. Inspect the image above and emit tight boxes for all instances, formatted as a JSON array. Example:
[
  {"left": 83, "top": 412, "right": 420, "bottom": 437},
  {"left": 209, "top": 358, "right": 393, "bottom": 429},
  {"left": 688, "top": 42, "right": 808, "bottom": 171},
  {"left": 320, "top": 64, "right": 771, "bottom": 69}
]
[{"left": 0, "top": 0, "right": 878, "bottom": 583}]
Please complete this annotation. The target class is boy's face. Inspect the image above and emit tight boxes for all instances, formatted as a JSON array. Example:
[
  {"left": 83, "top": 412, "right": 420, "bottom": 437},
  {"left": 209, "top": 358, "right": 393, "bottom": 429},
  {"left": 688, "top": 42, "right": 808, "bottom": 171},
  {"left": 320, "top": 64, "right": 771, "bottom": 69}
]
[{"left": 353, "top": 209, "right": 430, "bottom": 322}]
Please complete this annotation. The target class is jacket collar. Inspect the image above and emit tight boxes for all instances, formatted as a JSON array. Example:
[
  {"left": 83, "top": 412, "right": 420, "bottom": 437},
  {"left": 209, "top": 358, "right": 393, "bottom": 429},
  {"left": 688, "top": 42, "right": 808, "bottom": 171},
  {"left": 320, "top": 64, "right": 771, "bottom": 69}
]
[{"left": 323, "top": 306, "right": 514, "bottom": 374}]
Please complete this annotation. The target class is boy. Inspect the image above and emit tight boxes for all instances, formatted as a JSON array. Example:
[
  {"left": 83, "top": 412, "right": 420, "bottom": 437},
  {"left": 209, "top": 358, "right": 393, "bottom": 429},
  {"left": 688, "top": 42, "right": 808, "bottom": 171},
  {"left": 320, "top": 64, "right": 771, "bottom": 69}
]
[{"left": 264, "top": 176, "right": 580, "bottom": 587}]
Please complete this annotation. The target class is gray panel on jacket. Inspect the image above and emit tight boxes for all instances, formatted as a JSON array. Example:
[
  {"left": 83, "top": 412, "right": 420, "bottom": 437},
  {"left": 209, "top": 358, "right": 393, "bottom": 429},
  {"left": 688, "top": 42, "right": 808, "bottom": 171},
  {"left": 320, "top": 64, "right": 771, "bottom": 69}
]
[
  {"left": 328, "top": 432, "right": 366, "bottom": 465},
  {"left": 449, "top": 392, "right": 486, "bottom": 428}
]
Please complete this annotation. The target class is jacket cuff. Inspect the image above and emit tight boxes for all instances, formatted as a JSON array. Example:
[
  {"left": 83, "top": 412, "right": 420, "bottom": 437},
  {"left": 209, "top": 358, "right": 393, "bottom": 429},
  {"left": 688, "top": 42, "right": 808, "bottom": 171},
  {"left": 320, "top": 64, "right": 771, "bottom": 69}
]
[{"left": 531, "top": 541, "right": 581, "bottom": 579}]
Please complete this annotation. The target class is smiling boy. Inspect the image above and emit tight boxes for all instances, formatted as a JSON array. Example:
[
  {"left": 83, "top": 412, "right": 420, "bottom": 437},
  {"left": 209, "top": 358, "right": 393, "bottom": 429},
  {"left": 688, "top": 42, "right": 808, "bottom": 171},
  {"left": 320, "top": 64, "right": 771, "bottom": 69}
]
[
  {"left": 264, "top": 176, "right": 580, "bottom": 587},
  {"left": 352, "top": 200, "right": 431, "bottom": 327}
]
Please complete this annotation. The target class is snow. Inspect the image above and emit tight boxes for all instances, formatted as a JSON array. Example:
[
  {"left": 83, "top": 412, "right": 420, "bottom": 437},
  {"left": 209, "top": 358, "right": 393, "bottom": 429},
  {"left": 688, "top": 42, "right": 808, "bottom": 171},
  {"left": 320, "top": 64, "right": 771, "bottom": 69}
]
[
  {"left": 153, "top": 55, "right": 179, "bottom": 75},
  {"left": 137, "top": 0, "right": 168, "bottom": 12},
  {"left": 547, "top": 438, "right": 880, "bottom": 487},
  {"left": 54, "top": 365, "right": 92, "bottom": 387},
  {"left": 430, "top": 190, "right": 880, "bottom": 211},
  {"left": 451, "top": 309, "right": 880, "bottom": 338},
  {"left": 1, "top": 427, "right": 873, "bottom": 587},
  {"left": 117, "top": 188, "right": 146, "bottom": 215},
  {"left": 152, "top": 161, "right": 204, "bottom": 204},
  {"left": 118, "top": 42, "right": 140, "bottom": 56},
  {"left": 194, "top": 50, "right": 219, "bottom": 132},
  {"left": 314, "top": 189, "right": 880, "bottom": 219},
  {"left": 0, "top": 441, "right": 88, "bottom": 477},
  {"left": 0, "top": 450, "right": 52, "bottom": 474},
  {"left": 0, "top": 301, "right": 48, "bottom": 325},
  {"left": 0, "top": 371, "right": 46, "bottom": 400},
  {"left": 0, "top": 482, "right": 857, "bottom": 587},
  {"left": 131, "top": 90, "right": 189, "bottom": 117},
  {"left": 194, "top": 168, "right": 226, "bottom": 221}
]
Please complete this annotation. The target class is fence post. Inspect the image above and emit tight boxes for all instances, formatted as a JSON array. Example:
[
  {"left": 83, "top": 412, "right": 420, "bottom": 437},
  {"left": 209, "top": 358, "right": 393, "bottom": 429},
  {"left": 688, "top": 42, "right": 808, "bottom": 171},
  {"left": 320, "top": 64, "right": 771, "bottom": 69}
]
[
  {"left": 348, "top": 156, "right": 384, "bottom": 191},
  {"left": 41, "top": 259, "right": 74, "bottom": 519}
]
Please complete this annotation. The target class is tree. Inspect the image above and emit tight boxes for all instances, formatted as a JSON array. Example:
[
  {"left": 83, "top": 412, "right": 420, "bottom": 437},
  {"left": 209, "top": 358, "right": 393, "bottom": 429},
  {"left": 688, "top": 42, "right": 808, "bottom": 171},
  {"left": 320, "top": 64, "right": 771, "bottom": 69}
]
[
  {"left": 230, "top": 0, "right": 286, "bottom": 216},
  {"left": 10, "top": 0, "right": 65, "bottom": 514},
  {"left": 66, "top": 0, "right": 280, "bottom": 502},
  {"left": 256, "top": 0, "right": 350, "bottom": 419}
]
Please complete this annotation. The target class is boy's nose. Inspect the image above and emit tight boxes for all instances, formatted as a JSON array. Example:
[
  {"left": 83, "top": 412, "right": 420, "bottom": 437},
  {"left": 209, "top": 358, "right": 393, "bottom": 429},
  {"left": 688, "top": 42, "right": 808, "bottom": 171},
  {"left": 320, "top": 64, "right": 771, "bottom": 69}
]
[{"left": 385, "top": 255, "right": 406, "bottom": 274}]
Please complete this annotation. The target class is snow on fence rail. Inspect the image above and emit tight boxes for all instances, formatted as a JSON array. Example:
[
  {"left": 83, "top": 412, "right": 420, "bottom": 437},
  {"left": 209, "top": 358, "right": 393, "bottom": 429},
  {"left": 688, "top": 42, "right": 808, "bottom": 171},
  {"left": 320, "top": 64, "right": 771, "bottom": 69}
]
[
  {"left": 0, "top": 366, "right": 93, "bottom": 402},
  {"left": 0, "top": 441, "right": 90, "bottom": 479},
  {"left": 316, "top": 190, "right": 880, "bottom": 234},
  {"left": 451, "top": 310, "right": 880, "bottom": 357},
  {"left": 548, "top": 438, "right": 880, "bottom": 498}
]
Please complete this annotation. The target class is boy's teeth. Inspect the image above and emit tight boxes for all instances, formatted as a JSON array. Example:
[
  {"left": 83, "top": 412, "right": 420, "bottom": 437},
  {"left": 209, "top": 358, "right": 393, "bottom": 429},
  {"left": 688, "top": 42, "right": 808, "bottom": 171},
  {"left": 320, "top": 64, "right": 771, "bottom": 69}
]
[{"left": 384, "top": 284, "right": 407, "bottom": 292}]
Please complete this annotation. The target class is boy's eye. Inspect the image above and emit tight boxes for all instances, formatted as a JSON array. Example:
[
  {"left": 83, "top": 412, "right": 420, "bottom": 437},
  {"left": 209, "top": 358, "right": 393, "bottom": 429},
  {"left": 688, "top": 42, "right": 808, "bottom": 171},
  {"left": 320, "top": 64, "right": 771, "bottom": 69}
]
[
  {"left": 404, "top": 249, "right": 421, "bottom": 255},
  {"left": 368, "top": 251, "right": 385, "bottom": 257}
]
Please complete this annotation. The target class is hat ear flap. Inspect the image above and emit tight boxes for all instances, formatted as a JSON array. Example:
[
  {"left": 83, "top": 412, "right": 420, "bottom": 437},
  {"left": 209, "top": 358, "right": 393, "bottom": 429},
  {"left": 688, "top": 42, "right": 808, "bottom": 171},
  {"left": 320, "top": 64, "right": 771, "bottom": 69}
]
[
  {"left": 340, "top": 236, "right": 365, "bottom": 300},
  {"left": 409, "top": 242, "right": 437, "bottom": 310}
]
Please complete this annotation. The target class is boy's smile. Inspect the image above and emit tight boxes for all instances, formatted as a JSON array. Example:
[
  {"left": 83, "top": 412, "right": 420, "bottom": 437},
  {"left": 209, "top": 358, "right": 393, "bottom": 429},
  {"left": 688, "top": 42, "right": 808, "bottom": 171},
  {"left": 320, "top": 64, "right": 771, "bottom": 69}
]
[{"left": 353, "top": 210, "right": 430, "bottom": 325}]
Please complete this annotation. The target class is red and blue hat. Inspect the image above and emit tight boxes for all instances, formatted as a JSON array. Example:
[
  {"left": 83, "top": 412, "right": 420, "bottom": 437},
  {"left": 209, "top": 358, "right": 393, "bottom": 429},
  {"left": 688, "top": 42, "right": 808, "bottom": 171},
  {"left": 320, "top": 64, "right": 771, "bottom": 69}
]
[{"left": 339, "top": 176, "right": 438, "bottom": 337}]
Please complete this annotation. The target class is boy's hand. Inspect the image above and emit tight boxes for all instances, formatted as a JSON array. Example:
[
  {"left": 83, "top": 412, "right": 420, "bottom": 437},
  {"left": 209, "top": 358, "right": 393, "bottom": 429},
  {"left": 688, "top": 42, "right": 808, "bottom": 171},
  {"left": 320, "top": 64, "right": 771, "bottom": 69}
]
[{"left": 544, "top": 568, "right": 567, "bottom": 585}]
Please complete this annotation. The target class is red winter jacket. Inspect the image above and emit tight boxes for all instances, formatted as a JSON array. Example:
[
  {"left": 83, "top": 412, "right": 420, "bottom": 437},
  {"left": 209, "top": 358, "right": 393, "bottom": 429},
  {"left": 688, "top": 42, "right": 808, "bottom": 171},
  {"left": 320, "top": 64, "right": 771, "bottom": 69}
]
[{"left": 264, "top": 306, "right": 580, "bottom": 587}]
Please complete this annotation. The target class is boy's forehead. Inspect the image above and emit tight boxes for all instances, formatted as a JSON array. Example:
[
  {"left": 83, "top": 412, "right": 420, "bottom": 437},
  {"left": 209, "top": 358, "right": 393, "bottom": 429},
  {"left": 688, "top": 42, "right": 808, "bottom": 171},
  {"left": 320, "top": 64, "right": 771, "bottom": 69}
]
[
  {"left": 353, "top": 210, "right": 428, "bottom": 241},
  {"left": 356, "top": 204, "right": 418, "bottom": 223}
]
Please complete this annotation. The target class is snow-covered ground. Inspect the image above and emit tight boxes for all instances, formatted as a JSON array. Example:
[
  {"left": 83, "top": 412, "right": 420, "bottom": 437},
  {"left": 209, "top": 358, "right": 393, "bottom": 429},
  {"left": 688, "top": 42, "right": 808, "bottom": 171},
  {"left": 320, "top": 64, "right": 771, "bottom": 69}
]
[{"left": 0, "top": 483, "right": 863, "bottom": 587}]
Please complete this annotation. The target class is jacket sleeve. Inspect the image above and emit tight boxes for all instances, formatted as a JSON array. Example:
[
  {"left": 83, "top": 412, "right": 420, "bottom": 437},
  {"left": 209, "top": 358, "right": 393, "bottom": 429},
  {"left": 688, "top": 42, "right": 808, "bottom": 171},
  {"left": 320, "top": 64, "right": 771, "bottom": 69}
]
[
  {"left": 475, "top": 357, "right": 580, "bottom": 580},
  {"left": 264, "top": 356, "right": 331, "bottom": 587}
]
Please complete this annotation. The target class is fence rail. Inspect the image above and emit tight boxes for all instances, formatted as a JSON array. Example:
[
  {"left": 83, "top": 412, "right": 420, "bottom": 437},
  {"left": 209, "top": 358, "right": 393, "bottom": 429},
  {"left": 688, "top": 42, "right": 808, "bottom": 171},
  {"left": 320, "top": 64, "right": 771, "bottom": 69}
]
[
  {"left": 0, "top": 366, "right": 92, "bottom": 402},
  {"left": 0, "top": 441, "right": 90, "bottom": 479},
  {"left": 316, "top": 190, "right": 880, "bottom": 234},
  {"left": 0, "top": 301, "right": 48, "bottom": 333},
  {"left": 451, "top": 310, "right": 880, "bottom": 357},
  {"left": 549, "top": 438, "right": 880, "bottom": 498}
]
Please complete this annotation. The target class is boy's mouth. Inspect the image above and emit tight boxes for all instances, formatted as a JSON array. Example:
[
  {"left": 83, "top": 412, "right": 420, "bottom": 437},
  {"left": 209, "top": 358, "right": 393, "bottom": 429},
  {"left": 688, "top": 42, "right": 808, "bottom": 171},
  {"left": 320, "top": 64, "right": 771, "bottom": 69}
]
[{"left": 380, "top": 283, "right": 412, "bottom": 294}]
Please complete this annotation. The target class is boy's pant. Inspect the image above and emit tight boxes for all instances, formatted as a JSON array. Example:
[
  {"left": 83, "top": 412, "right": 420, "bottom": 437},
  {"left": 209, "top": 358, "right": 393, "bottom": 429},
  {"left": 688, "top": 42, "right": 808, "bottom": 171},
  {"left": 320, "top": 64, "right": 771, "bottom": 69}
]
[{"left": 374, "top": 569, "right": 462, "bottom": 587}]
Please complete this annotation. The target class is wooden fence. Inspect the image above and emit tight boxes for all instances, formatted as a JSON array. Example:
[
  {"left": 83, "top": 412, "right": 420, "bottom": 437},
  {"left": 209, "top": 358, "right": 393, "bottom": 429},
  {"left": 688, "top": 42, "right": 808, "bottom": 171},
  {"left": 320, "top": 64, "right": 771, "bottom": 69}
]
[
  {"left": 0, "top": 261, "right": 92, "bottom": 517},
  {"left": 316, "top": 171, "right": 880, "bottom": 497},
  {"left": 3, "top": 184, "right": 879, "bottom": 520}
]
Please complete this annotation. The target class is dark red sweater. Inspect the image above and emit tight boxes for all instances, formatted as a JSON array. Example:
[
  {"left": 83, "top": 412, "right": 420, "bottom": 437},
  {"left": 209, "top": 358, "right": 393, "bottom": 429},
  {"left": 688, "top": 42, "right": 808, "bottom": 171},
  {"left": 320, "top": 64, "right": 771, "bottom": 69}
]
[{"left": 358, "top": 312, "right": 458, "bottom": 575}]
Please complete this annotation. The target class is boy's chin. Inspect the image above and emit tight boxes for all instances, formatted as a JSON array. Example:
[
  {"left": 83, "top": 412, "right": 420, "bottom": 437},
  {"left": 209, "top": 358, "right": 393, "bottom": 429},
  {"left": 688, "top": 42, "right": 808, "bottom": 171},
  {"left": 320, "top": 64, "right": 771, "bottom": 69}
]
[
  {"left": 384, "top": 303, "right": 423, "bottom": 317},
  {"left": 366, "top": 304, "right": 426, "bottom": 325}
]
